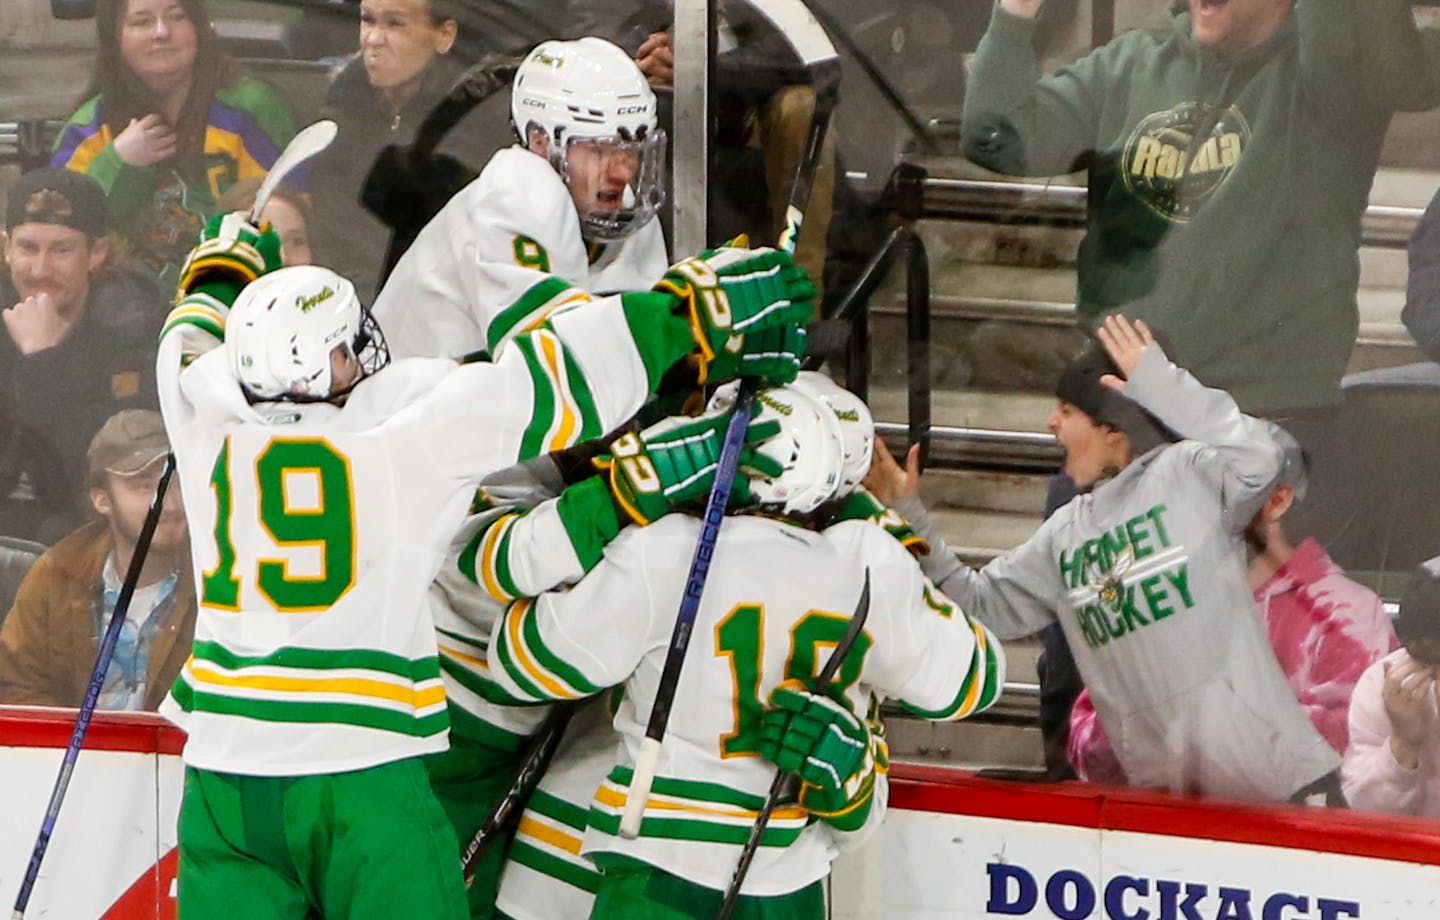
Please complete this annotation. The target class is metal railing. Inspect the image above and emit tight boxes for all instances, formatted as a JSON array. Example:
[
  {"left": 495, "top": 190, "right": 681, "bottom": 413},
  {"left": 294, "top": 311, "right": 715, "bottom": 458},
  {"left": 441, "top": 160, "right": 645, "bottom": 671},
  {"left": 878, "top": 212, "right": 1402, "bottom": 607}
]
[{"left": 921, "top": 176, "right": 1427, "bottom": 250}]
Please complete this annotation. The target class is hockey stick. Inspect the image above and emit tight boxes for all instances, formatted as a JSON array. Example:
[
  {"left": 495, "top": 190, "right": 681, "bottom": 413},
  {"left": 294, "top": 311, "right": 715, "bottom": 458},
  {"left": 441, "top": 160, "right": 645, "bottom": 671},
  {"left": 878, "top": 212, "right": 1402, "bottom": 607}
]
[
  {"left": 249, "top": 118, "right": 337, "bottom": 225},
  {"left": 619, "top": 0, "right": 841, "bottom": 840},
  {"left": 716, "top": 568, "right": 871, "bottom": 919},
  {"left": 459, "top": 702, "right": 574, "bottom": 887},
  {"left": 367, "top": 55, "right": 521, "bottom": 296},
  {"left": 11, "top": 454, "right": 177, "bottom": 920}
]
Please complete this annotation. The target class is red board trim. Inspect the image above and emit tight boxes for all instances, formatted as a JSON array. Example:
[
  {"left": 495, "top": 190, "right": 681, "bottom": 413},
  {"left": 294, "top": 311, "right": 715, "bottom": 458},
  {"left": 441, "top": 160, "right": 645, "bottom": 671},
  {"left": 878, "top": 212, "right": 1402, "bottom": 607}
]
[
  {"left": 891, "top": 762, "right": 1440, "bottom": 866},
  {"left": 0, "top": 707, "right": 185, "bottom": 756},
  {"left": 3, "top": 710, "right": 1438, "bottom": 867}
]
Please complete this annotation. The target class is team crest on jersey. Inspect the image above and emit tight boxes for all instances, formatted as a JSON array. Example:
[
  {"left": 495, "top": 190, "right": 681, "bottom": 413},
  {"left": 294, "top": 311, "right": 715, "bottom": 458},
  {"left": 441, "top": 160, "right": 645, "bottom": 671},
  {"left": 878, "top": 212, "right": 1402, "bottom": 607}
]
[
  {"left": 1121, "top": 102, "right": 1250, "bottom": 223},
  {"left": 1091, "top": 547, "right": 1134, "bottom": 612}
]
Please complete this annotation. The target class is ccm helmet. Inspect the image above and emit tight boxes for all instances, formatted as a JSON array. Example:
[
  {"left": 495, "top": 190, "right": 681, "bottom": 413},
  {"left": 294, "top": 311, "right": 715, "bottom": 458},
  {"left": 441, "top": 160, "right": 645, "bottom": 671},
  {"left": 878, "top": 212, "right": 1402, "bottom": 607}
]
[
  {"left": 226, "top": 265, "right": 388, "bottom": 402},
  {"left": 709, "top": 382, "right": 846, "bottom": 515},
  {"left": 511, "top": 37, "right": 666, "bottom": 242},
  {"left": 790, "top": 371, "right": 875, "bottom": 496}
]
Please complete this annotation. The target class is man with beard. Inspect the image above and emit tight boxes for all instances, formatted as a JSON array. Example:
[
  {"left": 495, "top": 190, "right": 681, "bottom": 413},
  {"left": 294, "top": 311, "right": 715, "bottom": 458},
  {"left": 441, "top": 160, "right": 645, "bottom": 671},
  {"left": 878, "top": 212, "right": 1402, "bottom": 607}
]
[
  {"left": 0, "top": 409, "right": 194, "bottom": 710},
  {"left": 1, "top": 168, "right": 161, "bottom": 512}
]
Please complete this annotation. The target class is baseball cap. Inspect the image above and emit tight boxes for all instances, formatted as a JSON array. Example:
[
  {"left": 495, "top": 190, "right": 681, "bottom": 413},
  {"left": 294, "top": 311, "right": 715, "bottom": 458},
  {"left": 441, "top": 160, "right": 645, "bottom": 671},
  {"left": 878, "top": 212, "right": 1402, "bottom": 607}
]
[
  {"left": 1054, "top": 337, "right": 1173, "bottom": 454},
  {"left": 88, "top": 410, "right": 169, "bottom": 480},
  {"left": 5, "top": 167, "right": 109, "bottom": 238}
]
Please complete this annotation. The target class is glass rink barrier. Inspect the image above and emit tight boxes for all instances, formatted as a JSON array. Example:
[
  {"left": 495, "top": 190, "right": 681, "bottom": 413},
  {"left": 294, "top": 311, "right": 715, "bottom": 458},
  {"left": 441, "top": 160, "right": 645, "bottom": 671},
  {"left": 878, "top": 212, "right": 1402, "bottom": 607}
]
[
  {"left": 2, "top": 708, "right": 1440, "bottom": 918},
  {"left": 4, "top": 0, "right": 1440, "bottom": 917}
]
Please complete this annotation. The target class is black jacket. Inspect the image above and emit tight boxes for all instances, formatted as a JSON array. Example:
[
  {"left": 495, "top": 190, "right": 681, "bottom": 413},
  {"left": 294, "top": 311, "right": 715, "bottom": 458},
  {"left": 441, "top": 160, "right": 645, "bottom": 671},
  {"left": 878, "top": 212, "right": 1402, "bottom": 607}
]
[
  {"left": 311, "top": 54, "right": 514, "bottom": 302},
  {"left": 0, "top": 268, "right": 161, "bottom": 519}
]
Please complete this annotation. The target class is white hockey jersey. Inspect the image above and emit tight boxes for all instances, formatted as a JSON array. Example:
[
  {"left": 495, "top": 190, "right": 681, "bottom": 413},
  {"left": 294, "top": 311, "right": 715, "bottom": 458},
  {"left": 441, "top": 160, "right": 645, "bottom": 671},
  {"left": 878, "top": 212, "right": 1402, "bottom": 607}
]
[
  {"left": 484, "top": 513, "right": 1005, "bottom": 896},
  {"left": 154, "top": 291, "right": 665, "bottom": 777},
  {"left": 373, "top": 145, "right": 670, "bottom": 361}
]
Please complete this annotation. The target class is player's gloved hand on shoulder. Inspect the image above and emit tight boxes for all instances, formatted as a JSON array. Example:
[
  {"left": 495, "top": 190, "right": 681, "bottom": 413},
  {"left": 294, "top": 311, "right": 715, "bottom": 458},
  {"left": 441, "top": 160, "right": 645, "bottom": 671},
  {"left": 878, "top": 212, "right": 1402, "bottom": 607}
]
[
  {"left": 759, "top": 679, "right": 880, "bottom": 831},
  {"left": 655, "top": 244, "right": 816, "bottom": 384},
  {"left": 176, "top": 211, "right": 284, "bottom": 301},
  {"left": 596, "top": 404, "right": 784, "bottom": 525}
]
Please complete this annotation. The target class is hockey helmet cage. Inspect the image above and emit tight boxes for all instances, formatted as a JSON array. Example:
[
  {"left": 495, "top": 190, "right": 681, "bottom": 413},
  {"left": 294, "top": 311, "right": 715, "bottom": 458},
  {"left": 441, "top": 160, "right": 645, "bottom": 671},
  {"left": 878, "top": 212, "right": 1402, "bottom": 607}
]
[
  {"left": 708, "top": 382, "right": 846, "bottom": 516},
  {"left": 790, "top": 371, "right": 875, "bottom": 497},
  {"left": 511, "top": 37, "right": 666, "bottom": 242},
  {"left": 226, "top": 265, "right": 389, "bottom": 403}
]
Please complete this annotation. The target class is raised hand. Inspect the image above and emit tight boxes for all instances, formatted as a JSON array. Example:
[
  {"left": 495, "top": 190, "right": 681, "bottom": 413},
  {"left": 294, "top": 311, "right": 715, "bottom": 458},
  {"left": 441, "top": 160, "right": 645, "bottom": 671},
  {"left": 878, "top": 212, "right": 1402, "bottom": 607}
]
[
  {"left": 1383, "top": 654, "right": 1438, "bottom": 768},
  {"left": 635, "top": 32, "right": 674, "bottom": 87},
  {"left": 862, "top": 435, "right": 920, "bottom": 505},
  {"left": 1096, "top": 313, "right": 1159, "bottom": 391},
  {"left": 3, "top": 292, "right": 76, "bottom": 355},
  {"left": 999, "top": 0, "right": 1046, "bottom": 17},
  {"left": 113, "top": 114, "right": 178, "bottom": 168}
]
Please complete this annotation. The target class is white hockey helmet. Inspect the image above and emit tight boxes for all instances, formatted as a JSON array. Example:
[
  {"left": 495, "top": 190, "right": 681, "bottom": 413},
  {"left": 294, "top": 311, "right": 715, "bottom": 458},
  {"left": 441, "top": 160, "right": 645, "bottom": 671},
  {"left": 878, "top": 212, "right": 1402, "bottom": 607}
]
[
  {"left": 790, "top": 371, "right": 875, "bottom": 496},
  {"left": 708, "top": 381, "right": 846, "bottom": 516},
  {"left": 226, "top": 265, "right": 388, "bottom": 403},
  {"left": 511, "top": 37, "right": 666, "bottom": 242}
]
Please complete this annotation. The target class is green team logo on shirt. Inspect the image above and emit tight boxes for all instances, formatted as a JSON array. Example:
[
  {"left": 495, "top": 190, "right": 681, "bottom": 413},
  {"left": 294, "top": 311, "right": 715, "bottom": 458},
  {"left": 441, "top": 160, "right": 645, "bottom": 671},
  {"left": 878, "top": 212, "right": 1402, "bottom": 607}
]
[
  {"left": 1121, "top": 102, "right": 1250, "bottom": 223},
  {"left": 1058, "top": 503, "right": 1196, "bottom": 649}
]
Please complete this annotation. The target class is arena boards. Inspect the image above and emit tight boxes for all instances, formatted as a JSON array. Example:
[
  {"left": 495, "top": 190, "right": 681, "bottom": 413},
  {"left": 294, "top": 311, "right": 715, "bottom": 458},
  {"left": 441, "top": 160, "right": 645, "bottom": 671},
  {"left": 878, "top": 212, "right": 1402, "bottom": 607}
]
[{"left": 1, "top": 709, "right": 1437, "bottom": 919}]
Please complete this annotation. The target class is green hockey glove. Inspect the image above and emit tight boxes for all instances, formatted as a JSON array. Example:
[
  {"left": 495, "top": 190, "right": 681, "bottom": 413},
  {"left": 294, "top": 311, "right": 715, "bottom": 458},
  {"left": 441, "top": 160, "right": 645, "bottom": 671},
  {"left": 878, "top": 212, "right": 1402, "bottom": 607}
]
[
  {"left": 706, "top": 320, "right": 809, "bottom": 386},
  {"left": 597, "top": 405, "right": 784, "bottom": 526},
  {"left": 176, "top": 211, "right": 284, "bottom": 302},
  {"left": 759, "top": 679, "right": 878, "bottom": 830},
  {"left": 655, "top": 245, "right": 816, "bottom": 384}
]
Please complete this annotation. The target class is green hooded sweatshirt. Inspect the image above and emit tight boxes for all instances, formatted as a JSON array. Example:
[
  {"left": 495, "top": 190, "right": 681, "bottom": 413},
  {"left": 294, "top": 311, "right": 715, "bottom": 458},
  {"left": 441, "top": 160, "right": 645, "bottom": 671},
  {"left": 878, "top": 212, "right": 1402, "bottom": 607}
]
[{"left": 962, "top": 0, "right": 1392, "bottom": 412}]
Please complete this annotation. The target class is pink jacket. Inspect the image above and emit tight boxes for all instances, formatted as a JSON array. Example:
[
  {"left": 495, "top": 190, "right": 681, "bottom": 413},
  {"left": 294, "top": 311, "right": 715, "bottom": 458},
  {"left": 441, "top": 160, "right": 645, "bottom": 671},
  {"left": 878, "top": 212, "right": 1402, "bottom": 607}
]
[
  {"left": 1341, "top": 650, "right": 1440, "bottom": 818},
  {"left": 1070, "top": 539, "right": 1396, "bottom": 782}
]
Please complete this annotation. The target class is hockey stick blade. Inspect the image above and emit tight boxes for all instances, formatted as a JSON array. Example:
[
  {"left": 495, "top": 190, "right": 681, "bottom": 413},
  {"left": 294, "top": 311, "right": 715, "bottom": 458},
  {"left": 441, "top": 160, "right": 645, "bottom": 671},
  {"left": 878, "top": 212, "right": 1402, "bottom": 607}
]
[
  {"left": 717, "top": 568, "right": 872, "bottom": 919},
  {"left": 11, "top": 455, "right": 177, "bottom": 920},
  {"left": 249, "top": 119, "right": 337, "bottom": 225},
  {"left": 620, "top": 380, "right": 759, "bottom": 839},
  {"left": 460, "top": 703, "right": 574, "bottom": 886}
]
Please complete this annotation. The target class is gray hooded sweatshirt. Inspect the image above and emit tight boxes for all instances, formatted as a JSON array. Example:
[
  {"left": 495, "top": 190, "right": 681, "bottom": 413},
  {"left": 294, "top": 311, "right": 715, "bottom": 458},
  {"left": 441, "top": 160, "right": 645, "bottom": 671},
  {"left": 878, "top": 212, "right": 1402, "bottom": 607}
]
[{"left": 897, "top": 346, "right": 1338, "bottom": 801}]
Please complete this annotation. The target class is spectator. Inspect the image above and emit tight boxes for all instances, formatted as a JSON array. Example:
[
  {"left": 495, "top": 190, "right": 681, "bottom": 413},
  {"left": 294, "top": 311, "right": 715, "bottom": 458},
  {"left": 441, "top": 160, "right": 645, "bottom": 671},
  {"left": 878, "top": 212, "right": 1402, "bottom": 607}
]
[
  {"left": 960, "top": 0, "right": 1392, "bottom": 464},
  {"left": 311, "top": 0, "right": 510, "bottom": 301},
  {"left": 1404, "top": 186, "right": 1440, "bottom": 365},
  {"left": 1068, "top": 424, "right": 1398, "bottom": 785},
  {"left": 50, "top": 0, "right": 295, "bottom": 289},
  {"left": 0, "top": 409, "right": 193, "bottom": 711},
  {"left": 213, "top": 178, "right": 314, "bottom": 266},
  {"left": 1, "top": 168, "right": 161, "bottom": 516},
  {"left": 865, "top": 316, "right": 1338, "bottom": 802},
  {"left": 564, "top": 0, "right": 838, "bottom": 299},
  {"left": 1342, "top": 556, "right": 1440, "bottom": 817}
]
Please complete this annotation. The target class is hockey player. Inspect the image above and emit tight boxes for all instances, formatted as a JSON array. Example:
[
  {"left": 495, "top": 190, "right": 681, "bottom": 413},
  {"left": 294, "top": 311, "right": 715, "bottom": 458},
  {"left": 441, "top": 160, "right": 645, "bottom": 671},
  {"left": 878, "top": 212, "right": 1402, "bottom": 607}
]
[
  {"left": 867, "top": 315, "right": 1341, "bottom": 802},
  {"left": 445, "top": 372, "right": 922, "bottom": 919},
  {"left": 373, "top": 36, "right": 672, "bottom": 362},
  {"left": 154, "top": 211, "right": 814, "bottom": 917},
  {"left": 482, "top": 382, "right": 1005, "bottom": 918}
]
